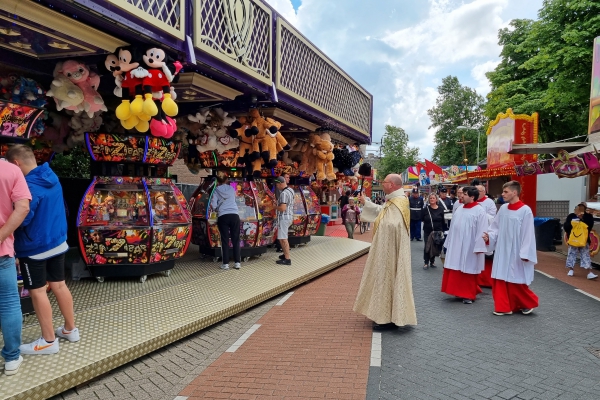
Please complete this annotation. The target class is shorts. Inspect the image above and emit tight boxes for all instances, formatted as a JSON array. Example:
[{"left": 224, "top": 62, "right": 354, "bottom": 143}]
[
  {"left": 277, "top": 218, "right": 293, "bottom": 240},
  {"left": 20, "top": 253, "right": 66, "bottom": 290}
]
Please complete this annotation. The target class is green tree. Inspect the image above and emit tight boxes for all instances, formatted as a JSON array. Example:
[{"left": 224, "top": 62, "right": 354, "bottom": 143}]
[
  {"left": 50, "top": 146, "right": 91, "bottom": 179},
  {"left": 486, "top": 0, "right": 600, "bottom": 143},
  {"left": 379, "top": 125, "right": 420, "bottom": 177},
  {"left": 428, "top": 76, "right": 487, "bottom": 166}
]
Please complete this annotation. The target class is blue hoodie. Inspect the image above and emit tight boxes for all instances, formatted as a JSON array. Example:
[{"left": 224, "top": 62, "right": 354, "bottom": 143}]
[
  {"left": 14, "top": 162, "right": 68, "bottom": 257},
  {"left": 210, "top": 184, "right": 238, "bottom": 217}
]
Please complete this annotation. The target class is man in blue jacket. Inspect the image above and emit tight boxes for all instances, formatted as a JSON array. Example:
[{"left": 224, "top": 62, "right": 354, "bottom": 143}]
[{"left": 6, "top": 145, "right": 79, "bottom": 355}]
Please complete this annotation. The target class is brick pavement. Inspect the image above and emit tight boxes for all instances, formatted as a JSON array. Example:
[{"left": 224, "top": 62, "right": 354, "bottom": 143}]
[{"left": 179, "top": 225, "right": 374, "bottom": 399}]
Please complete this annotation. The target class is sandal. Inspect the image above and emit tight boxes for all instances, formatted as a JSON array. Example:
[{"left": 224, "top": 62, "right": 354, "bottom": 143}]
[{"left": 423, "top": 264, "right": 429, "bottom": 270}]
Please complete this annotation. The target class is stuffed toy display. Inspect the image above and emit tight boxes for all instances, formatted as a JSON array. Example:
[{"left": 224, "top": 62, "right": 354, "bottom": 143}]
[
  {"left": 47, "top": 74, "right": 84, "bottom": 112},
  {"left": 66, "top": 110, "right": 103, "bottom": 148},
  {"left": 333, "top": 146, "right": 362, "bottom": 176},
  {"left": 42, "top": 112, "right": 70, "bottom": 153},
  {"left": 314, "top": 133, "right": 336, "bottom": 181},
  {"left": 11, "top": 77, "right": 46, "bottom": 107},
  {"left": 299, "top": 133, "right": 321, "bottom": 175},
  {"left": 104, "top": 46, "right": 182, "bottom": 137},
  {"left": 55, "top": 60, "right": 107, "bottom": 117},
  {"left": 282, "top": 136, "right": 307, "bottom": 165}
]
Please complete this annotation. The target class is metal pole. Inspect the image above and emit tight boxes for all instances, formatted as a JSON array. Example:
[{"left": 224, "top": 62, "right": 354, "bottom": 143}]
[{"left": 476, "top": 131, "right": 480, "bottom": 165}]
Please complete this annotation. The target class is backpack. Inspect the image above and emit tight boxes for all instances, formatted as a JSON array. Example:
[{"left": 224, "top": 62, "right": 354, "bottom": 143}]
[{"left": 568, "top": 220, "right": 588, "bottom": 248}]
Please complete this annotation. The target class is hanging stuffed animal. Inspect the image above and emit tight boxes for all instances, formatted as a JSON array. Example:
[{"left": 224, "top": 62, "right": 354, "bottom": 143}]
[
  {"left": 47, "top": 73, "right": 84, "bottom": 113},
  {"left": 56, "top": 60, "right": 107, "bottom": 118},
  {"left": 138, "top": 46, "right": 181, "bottom": 138},
  {"left": 11, "top": 77, "right": 46, "bottom": 107},
  {"left": 104, "top": 47, "right": 150, "bottom": 132},
  {"left": 314, "top": 133, "right": 336, "bottom": 180}
]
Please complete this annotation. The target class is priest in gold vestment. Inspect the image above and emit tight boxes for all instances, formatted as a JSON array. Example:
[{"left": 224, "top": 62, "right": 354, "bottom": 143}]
[{"left": 353, "top": 174, "right": 417, "bottom": 326}]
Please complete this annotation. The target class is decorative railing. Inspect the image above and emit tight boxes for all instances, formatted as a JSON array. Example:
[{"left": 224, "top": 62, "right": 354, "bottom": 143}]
[
  {"left": 193, "top": 0, "right": 272, "bottom": 84},
  {"left": 276, "top": 19, "right": 372, "bottom": 138},
  {"left": 106, "top": 0, "right": 185, "bottom": 39}
]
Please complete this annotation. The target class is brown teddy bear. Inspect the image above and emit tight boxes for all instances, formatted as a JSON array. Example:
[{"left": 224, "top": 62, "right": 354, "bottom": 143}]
[
  {"left": 314, "top": 133, "right": 336, "bottom": 180},
  {"left": 282, "top": 136, "right": 307, "bottom": 165},
  {"left": 299, "top": 133, "right": 321, "bottom": 175}
]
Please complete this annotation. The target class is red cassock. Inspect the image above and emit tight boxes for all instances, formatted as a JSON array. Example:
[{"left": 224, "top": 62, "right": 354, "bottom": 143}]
[
  {"left": 492, "top": 278, "right": 539, "bottom": 313},
  {"left": 477, "top": 257, "right": 493, "bottom": 288},
  {"left": 441, "top": 268, "right": 482, "bottom": 301}
]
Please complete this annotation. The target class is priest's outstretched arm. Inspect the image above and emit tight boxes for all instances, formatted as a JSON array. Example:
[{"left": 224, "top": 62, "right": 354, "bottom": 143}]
[{"left": 358, "top": 195, "right": 382, "bottom": 223}]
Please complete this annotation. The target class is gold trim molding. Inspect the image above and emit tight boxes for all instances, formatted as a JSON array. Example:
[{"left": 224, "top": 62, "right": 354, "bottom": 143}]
[
  {"left": 486, "top": 108, "right": 539, "bottom": 142},
  {"left": 259, "top": 107, "right": 320, "bottom": 131},
  {"left": 172, "top": 72, "right": 243, "bottom": 102},
  {"left": 0, "top": 0, "right": 128, "bottom": 52}
]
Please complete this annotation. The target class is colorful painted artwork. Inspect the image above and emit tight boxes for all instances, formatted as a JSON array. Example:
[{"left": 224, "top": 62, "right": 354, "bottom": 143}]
[
  {"left": 86, "top": 133, "right": 145, "bottom": 162},
  {"left": 79, "top": 228, "right": 151, "bottom": 265},
  {"left": 0, "top": 101, "right": 44, "bottom": 138},
  {"left": 589, "top": 37, "right": 600, "bottom": 134},
  {"left": 145, "top": 137, "right": 181, "bottom": 165},
  {"left": 486, "top": 109, "right": 538, "bottom": 169},
  {"left": 289, "top": 215, "right": 307, "bottom": 237},
  {"left": 306, "top": 214, "right": 321, "bottom": 236},
  {"left": 150, "top": 225, "right": 191, "bottom": 263},
  {"left": 552, "top": 150, "right": 588, "bottom": 178}
]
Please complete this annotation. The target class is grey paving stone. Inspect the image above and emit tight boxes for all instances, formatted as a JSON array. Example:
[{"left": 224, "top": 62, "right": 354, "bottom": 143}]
[{"left": 368, "top": 241, "right": 600, "bottom": 400}]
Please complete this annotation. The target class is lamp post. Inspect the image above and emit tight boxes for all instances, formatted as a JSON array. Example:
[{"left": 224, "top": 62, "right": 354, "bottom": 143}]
[
  {"left": 456, "top": 133, "right": 471, "bottom": 181},
  {"left": 456, "top": 125, "right": 481, "bottom": 165}
]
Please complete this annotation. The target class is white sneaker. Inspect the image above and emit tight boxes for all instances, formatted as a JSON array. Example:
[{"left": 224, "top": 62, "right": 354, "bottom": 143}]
[
  {"left": 4, "top": 355, "right": 23, "bottom": 376},
  {"left": 55, "top": 326, "right": 80, "bottom": 342},
  {"left": 220, "top": 264, "right": 229, "bottom": 270},
  {"left": 587, "top": 272, "right": 598, "bottom": 280},
  {"left": 19, "top": 337, "right": 59, "bottom": 355},
  {"left": 567, "top": 269, "right": 574, "bottom": 277},
  {"left": 234, "top": 263, "right": 241, "bottom": 270}
]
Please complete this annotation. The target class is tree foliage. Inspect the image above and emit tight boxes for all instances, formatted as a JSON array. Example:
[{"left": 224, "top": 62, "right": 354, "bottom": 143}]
[
  {"left": 379, "top": 125, "right": 420, "bottom": 178},
  {"left": 486, "top": 0, "right": 600, "bottom": 143},
  {"left": 428, "top": 76, "right": 487, "bottom": 166},
  {"left": 49, "top": 146, "right": 91, "bottom": 179}
]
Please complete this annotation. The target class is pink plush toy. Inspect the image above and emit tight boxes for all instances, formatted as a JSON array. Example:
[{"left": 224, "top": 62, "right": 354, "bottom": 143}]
[{"left": 56, "top": 60, "right": 107, "bottom": 118}]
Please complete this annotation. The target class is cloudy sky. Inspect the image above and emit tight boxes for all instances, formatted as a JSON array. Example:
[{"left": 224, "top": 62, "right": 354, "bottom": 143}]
[{"left": 265, "top": 0, "right": 544, "bottom": 159}]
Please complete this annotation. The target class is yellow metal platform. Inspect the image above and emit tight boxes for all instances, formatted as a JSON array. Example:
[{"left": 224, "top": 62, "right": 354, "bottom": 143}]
[{"left": 0, "top": 236, "right": 369, "bottom": 400}]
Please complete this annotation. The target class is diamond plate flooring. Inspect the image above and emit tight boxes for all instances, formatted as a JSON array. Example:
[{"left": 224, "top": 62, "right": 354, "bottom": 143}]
[{"left": 0, "top": 236, "right": 370, "bottom": 400}]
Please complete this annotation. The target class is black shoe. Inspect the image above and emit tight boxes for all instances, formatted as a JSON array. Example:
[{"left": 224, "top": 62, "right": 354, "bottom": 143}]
[
  {"left": 276, "top": 258, "right": 291, "bottom": 265},
  {"left": 276, "top": 248, "right": 283, "bottom": 253},
  {"left": 416, "top": 238, "right": 422, "bottom": 241},
  {"left": 429, "top": 263, "right": 437, "bottom": 268},
  {"left": 279, "top": 254, "right": 286, "bottom": 260},
  {"left": 411, "top": 238, "right": 414, "bottom": 241},
  {"left": 373, "top": 322, "right": 396, "bottom": 330}
]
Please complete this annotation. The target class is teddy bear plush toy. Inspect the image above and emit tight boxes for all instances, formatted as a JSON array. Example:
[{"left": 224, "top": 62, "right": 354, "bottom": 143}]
[
  {"left": 299, "top": 133, "right": 321, "bottom": 175},
  {"left": 314, "top": 133, "right": 336, "bottom": 180},
  {"left": 56, "top": 60, "right": 107, "bottom": 118},
  {"left": 282, "top": 136, "right": 307, "bottom": 165},
  {"left": 228, "top": 116, "right": 258, "bottom": 165}
]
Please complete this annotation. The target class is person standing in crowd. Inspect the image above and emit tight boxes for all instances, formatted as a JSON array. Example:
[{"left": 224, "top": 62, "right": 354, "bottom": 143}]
[
  {"left": 476, "top": 185, "right": 497, "bottom": 221},
  {"left": 483, "top": 181, "right": 538, "bottom": 315},
  {"left": 409, "top": 188, "right": 424, "bottom": 241},
  {"left": 564, "top": 203, "right": 598, "bottom": 280},
  {"left": 453, "top": 187, "right": 464, "bottom": 212},
  {"left": 354, "top": 174, "right": 417, "bottom": 328},
  {"left": 274, "top": 176, "right": 294, "bottom": 265},
  {"left": 339, "top": 190, "right": 351, "bottom": 211},
  {"left": 210, "top": 174, "right": 241, "bottom": 270},
  {"left": 422, "top": 193, "right": 446, "bottom": 269},
  {"left": 273, "top": 173, "right": 290, "bottom": 253},
  {"left": 0, "top": 157, "right": 30, "bottom": 375},
  {"left": 442, "top": 187, "right": 488, "bottom": 304},
  {"left": 449, "top": 188, "right": 458, "bottom": 206},
  {"left": 6, "top": 145, "right": 79, "bottom": 356},
  {"left": 341, "top": 198, "right": 361, "bottom": 239},
  {"left": 438, "top": 187, "right": 453, "bottom": 260}
]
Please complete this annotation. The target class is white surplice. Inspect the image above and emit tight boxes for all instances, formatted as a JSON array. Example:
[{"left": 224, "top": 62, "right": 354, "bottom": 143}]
[
  {"left": 478, "top": 197, "right": 497, "bottom": 222},
  {"left": 487, "top": 203, "right": 537, "bottom": 285},
  {"left": 452, "top": 201, "right": 463, "bottom": 212},
  {"left": 444, "top": 204, "right": 488, "bottom": 274}
]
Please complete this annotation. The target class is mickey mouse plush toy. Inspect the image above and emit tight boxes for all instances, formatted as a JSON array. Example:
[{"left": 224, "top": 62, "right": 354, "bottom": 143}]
[{"left": 138, "top": 46, "right": 181, "bottom": 138}]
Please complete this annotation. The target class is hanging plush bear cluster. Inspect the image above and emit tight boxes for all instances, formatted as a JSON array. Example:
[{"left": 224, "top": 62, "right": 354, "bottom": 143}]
[
  {"left": 104, "top": 46, "right": 182, "bottom": 138},
  {"left": 333, "top": 147, "right": 362, "bottom": 176}
]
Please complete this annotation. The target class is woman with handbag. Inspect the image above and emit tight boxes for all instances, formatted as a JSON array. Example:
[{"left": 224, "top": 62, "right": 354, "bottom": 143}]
[{"left": 422, "top": 193, "right": 447, "bottom": 269}]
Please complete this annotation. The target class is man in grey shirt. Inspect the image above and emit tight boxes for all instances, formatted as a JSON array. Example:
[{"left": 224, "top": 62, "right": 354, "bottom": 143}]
[
  {"left": 274, "top": 176, "right": 294, "bottom": 265},
  {"left": 273, "top": 173, "right": 290, "bottom": 253}
]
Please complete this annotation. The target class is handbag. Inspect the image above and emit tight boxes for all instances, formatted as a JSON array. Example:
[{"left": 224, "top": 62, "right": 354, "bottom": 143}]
[{"left": 427, "top": 206, "right": 445, "bottom": 246}]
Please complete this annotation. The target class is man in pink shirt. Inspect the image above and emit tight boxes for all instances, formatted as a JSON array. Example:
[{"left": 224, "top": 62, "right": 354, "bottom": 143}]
[{"left": 0, "top": 160, "right": 31, "bottom": 375}]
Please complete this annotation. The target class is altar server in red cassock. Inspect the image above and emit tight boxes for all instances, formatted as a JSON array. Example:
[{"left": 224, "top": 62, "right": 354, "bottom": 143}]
[
  {"left": 476, "top": 185, "right": 496, "bottom": 288},
  {"left": 483, "top": 180, "right": 538, "bottom": 316},
  {"left": 441, "top": 186, "right": 488, "bottom": 304}
]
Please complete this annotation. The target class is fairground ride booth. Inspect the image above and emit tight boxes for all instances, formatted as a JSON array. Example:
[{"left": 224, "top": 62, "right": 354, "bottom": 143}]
[{"left": 0, "top": 0, "right": 372, "bottom": 276}]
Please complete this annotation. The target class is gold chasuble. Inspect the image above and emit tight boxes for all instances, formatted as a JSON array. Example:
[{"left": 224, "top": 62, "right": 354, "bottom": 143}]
[{"left": 353, "top": 189, "right": 417, "bottom": 326}]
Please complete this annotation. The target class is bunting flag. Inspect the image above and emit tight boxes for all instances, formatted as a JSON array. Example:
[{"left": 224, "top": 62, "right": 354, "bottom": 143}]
[{"left": 425, "top": 159, "right": 443, "bottom": 175}]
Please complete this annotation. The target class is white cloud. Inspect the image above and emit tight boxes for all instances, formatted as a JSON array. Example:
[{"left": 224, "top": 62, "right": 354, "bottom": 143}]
[
  {"left": 265, "top": 0, "right": 544, "bottom": 159},
  {"left": 471, "top": 60, "right": 501, "bottom": 96}
]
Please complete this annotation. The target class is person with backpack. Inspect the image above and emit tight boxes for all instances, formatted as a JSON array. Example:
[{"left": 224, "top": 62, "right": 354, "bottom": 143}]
[{"left": 564, "top": 203, "right": 597, "bottom": 280}]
